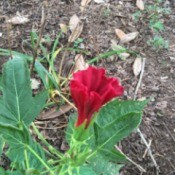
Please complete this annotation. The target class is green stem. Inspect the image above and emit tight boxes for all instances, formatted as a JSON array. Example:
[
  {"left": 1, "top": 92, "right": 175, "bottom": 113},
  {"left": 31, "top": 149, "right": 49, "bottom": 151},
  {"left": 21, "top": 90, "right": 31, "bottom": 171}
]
[
  {"left": 27, "top": 145, "right": 55, "bottom": 175},
  {"left": 24, "top": 149, "right": 29, "bottom": 169},
  {"left": 31, "top": 123, "right": 63, "bottom": 158}
]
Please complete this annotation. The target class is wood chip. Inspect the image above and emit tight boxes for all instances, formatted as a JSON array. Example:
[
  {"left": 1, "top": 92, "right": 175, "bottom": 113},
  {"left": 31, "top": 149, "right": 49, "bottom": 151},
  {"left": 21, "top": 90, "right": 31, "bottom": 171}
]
[{"left": 133, "top": 57, "right": 142, "bottom": 76}]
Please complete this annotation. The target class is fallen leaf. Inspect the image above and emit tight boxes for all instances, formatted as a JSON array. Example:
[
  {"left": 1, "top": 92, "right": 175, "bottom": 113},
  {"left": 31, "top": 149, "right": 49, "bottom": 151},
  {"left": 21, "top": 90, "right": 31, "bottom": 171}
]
[
  {"left": 136, "top": 0, "right": 144, "bottom": 10},
  {"left": 7, "top": 14, "right": 29, "bottom": 25},
  {"left": 69, "top": 14, "right": 80, "bottom": 32},
  {"left": 31, "top": 78, "right": 40, "bottom": 90},
  {"left": 80, "top": 0, "right": 92, "bottom": 11},
  {"left": 94, "top": 0, "right": 106, "bottom": 3},
  {"left": 120, "top": 32, "right": 139, "bottom": 43},
  {"left": 37, "top": 104, "right": 73, "bottom": 120},
  {"left": 68, "top": 22, "right": 83, "bottom": 43},
  {"left": 118, "top": 53, "right": 130, "bottom": 60},
  {"left": 133, "top": 57, "right": 142, "bottom": 76},
  {"left": 59, "top": 23, "right": 68, "bottom": 34},
  {"left": 115, "top": 29, "right": 126, "bottom": 39},
  {"left": 74, "top": 54, "right": 88, "bottom": 71}
]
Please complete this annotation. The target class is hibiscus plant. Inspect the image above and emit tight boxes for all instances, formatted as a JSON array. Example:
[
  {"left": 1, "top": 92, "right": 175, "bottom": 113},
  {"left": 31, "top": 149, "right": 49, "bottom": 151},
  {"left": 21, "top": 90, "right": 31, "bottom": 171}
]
[{"left": 0, "top": 57, "right": 147, "bottom": 175}]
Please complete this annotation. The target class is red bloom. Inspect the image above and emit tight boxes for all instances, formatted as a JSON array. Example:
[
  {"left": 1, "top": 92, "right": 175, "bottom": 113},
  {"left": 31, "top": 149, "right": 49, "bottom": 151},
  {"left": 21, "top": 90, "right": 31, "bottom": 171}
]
[{"left": 70, "top": 66, "right": 124, "bottom": 128}]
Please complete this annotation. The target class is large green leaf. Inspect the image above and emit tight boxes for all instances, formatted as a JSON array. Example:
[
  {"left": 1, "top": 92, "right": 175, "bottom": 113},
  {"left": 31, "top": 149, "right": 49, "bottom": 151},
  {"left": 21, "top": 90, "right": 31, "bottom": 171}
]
[
  {"left": 0, "top": 125, "right": 46, "bottom": 171},
  {"left": 94, "top": 112, "right": 142, "bottom": 150},
  {"left": 97, "top": 148, "right": 126, "bottom": 163},
  {"left": 1, "top": 57, "right": 47, "bottom": 127},
  {"left": 96, "top": 99, "right": 147, "bottom": 128},
  {"left": 89, "top": 155, "right": 122, "bottom": 175}
]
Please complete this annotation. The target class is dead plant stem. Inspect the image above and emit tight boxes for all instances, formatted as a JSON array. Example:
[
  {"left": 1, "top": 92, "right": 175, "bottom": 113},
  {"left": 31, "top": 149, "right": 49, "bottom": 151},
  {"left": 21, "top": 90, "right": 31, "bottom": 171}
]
[
  {"left": 30, "top": 5, "right": 46, "bottom": 75},
  {"left": 115, "top": 146, "right": 146, "bottom": 173},
  {"left": 133, "top": 57, "right": 159, "bottom": 174}
]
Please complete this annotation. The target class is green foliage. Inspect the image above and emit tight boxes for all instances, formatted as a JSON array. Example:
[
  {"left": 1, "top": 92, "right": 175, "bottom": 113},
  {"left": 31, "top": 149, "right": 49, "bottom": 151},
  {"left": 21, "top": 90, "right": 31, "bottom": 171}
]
[
  {"left": 1, "top": 57, "right": 47, "bottom": 127},
  {"left": 149, "top": 20, "right": 164, "bottom": 32},
  {"left": 0, "top": 57, "right": 49, "bottom": 174},
  {"left": 89, "top": 155, "right": 123, "bottom": 175},
  {"left": 147, "top": 35, "right": 169, "bottom": 50},
  {"left": 74, "top": 38, "right": 84, "bottom": 48},
  {"left": 133, "top": 0, "right": 170, "bottom": 51},
  {"left": 0, "top": 56, "right": 147, "bottom": 175},
  {"left": 65, "top": 99, "right": 147, "bottom": 174}
]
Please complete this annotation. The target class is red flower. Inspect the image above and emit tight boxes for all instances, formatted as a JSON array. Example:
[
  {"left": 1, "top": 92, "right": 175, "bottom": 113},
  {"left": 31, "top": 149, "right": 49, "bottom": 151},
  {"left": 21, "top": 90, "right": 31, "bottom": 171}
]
[{"left": 70, "top": 66, "right": 124, "bottom": 128}]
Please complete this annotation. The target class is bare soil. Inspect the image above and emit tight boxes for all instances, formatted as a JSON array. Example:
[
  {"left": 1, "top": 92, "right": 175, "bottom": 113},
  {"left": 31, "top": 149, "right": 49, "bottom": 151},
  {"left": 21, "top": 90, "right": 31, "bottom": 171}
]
[{"left": 0, "top": 0, "right": 175, "bottom": 174}]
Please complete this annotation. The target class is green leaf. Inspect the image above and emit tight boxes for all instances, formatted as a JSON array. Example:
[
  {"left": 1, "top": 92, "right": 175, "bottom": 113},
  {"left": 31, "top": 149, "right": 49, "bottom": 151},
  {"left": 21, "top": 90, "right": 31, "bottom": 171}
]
[
  {"left": 0, "top": 74, "right": 2, "bottom": 92},
  {"left": 77, "top": 165, "right": 97, "bottom": 175},
  {"left": 0, "top": 125, "right": 46, "bottom": 170},
  {"left": 1, "top": 57, "right": 47, "bottom": 126},
  {"left": 89, "top": 155, "right": 122, "bottom": 175},
  {"left": 35, "top": 61, "right": 59, "bottom": 89},
  {"left": 0, "top": 48, "right": 33, "bottom": 62},
  {"left": 94, "top": 112, "right": 142, "bottom": 150},
  {"left": 0, "top": 167, "right": 5, "bottom": 175},
  {"left": 96, "top": 99, "right": 147, "bottom": 128},
  {"left": 5, "top": 170, "right": 23, "bottom": 175},
  {"left": 98, "top": 148, "right": 126, "bottom": 163},
  {"left": 0, "top": 135, "right": 5, "bottom": 156}
]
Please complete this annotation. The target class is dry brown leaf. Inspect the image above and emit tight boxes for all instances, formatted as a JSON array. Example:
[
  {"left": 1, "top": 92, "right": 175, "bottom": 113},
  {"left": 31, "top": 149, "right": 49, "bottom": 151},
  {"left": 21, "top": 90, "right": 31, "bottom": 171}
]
[
  {"left": 7, "top": 15, "right": 29, "bottom": 25},
  {"left": 120, "top": 32, "right": 139, "bottom": 43},
  {"left": 94, "top": 0, "right": 106, "bottom": 3},
  {"left": 68, "top": 22, "right": 83, "bottom": 43},
  {"left": 30, "top": 78, "right": 40, "bottom": 90},
  {"left": 74, "top": 54, "right": 88, "bottom": 71},
  {"left": 118, "top": 53, "right": 130, "bottom": 60},
  {"left": 136, "top": 0, "right": 144, "bottom": 10},
  {"left": 59, "top": 23, "right": 68, "bottom": 34},
  {"left": 133, "top": 57, "right": 142, "bottom": 76},
  {"left": 115, "top": 29, "right": 126, "bottom": 39},
  {"left": 69, "top": 14, "right": 80, "bottom": 32},
  {"left": 80, "top": 0, "right": 92, "bottom": 11}
]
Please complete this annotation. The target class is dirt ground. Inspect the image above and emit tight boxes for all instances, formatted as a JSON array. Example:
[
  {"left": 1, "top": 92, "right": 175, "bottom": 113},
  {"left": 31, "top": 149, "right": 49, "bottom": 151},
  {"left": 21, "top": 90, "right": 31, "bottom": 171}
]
[{"left": 0, "top": 0, "right": 175, "bottom": 175}]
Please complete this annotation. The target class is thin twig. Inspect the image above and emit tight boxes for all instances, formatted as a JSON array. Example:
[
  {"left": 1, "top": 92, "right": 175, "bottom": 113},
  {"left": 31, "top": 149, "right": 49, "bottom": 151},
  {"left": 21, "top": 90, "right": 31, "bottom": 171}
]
[
  {"left": 133, "top": 57, "right": 159, "bottom": 174},
  {"left": 163, "top": 122, "right": 175, "bottom": 144},
  {"left": 143, "top": 139, "right": 152, "bottom": 158},
  {"left": 115, "top": 146, "right": 146, "bottom": 173},
  {"left": 30, "top": 5, "right": 46, "bottom": 75},
  {"left": 137, "top": 128, "right": 159, "bottom": 171},
  {"left": 133, "top": 57, "right": 146, "bottom": 100}
]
